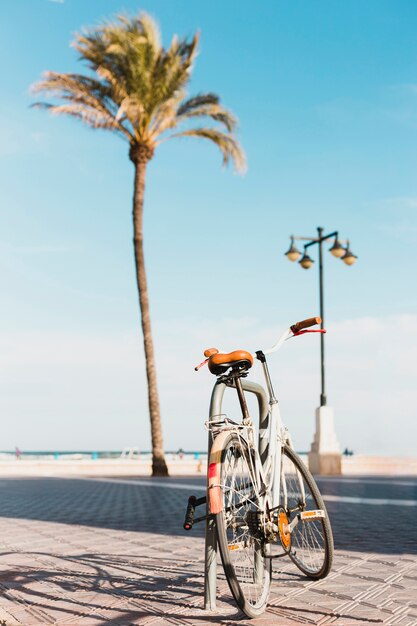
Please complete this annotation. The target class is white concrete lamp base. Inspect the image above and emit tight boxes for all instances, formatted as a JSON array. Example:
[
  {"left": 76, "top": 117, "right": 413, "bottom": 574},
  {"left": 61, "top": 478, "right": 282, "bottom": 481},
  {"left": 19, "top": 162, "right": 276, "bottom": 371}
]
[{"left": 308, "top": 405, "right": 342, "bottom": 475}]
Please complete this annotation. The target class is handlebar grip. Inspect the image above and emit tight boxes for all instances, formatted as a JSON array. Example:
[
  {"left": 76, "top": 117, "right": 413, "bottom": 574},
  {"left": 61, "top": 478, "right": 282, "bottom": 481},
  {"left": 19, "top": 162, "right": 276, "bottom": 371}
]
[{"left": 291, "top": 316, "right": 321, "bottom": 334}]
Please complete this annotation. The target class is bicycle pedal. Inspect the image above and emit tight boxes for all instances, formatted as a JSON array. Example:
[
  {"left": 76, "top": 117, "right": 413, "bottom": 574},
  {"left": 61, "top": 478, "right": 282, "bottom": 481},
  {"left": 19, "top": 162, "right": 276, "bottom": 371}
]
[
  {"left": 299, "top": 509, "right": 326, "bottom": 521},
  {"left": 183, "top": 495, "right": 207, "bottom": 530}
]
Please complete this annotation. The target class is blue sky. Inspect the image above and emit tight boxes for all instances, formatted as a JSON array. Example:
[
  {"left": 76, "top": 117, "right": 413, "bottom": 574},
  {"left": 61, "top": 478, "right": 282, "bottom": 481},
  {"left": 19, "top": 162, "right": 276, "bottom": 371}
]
[{"left": 1, "top": 0, "right": 416, "bottom": 455}]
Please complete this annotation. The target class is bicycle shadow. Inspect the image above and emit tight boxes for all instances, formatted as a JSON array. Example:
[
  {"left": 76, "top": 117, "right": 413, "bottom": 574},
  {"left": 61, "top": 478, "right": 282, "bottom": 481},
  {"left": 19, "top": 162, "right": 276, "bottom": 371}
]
[
  {"left": 0, "top": 547, "right": 391, "bottom": 626},
  {"left": 0, "top": 549, "right": 385, "bottom": 626}
]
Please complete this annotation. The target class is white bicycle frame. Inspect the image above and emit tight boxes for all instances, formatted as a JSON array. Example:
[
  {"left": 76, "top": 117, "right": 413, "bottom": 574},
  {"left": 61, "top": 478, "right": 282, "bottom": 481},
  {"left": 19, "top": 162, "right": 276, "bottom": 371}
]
[{"left": 204, "top": 326, "right": 306, "bottom": 610}]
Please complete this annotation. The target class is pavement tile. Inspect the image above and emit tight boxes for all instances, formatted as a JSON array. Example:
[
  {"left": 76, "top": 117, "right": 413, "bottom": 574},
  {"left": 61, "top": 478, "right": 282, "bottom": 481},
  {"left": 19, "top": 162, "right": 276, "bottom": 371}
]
[{"left": 0, "top": 477, "right": 416, "bottom": 625}]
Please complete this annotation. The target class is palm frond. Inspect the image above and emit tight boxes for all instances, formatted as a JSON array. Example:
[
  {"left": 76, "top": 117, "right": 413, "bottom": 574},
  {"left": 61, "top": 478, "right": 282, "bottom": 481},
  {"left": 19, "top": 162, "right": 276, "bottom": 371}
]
[
  {"left": 95, "top": 65, "right": 129, "bottom": 105},
  {"left": 136, "top": 12, "right": 161, "bottom": 54},
  {"left": 169, "top": 128, "right": 246, "bottom": 173},
  {"left": 32, "top": 71, "right": 133, "bottom": 141},
  {"left": 148, "top": 33, "right": 199, "bottom": 116},
  {"left": 34, "top": 102, "right": 130, "bottom": 139},
  {"left": 177, "top": 93, "right": 219, "bottom": 115},
  {"left": 147, "top": 93, "right": 184, "bottom": 138},
  {"left": 73, "top": 31, "right": 108, "bottom": 71},
  {"left": 178, "top": 103, "right": 237, "bottom": 132}
]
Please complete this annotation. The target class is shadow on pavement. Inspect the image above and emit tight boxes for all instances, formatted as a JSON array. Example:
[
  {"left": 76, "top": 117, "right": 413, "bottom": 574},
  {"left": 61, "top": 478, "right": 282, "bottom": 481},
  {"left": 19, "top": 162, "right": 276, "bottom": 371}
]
[
  {"left": 0, "top": 550, "right": 387, "bottom": 626},
  {"left": 0, "top": 549, "right": 234, "bottom": 625}
]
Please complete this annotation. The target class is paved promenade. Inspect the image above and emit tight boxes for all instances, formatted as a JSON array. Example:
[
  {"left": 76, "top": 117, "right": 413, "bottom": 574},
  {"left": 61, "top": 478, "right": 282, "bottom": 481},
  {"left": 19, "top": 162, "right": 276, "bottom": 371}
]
[{"left": 0, "top": 475, "right": 416, "bottom": 625}]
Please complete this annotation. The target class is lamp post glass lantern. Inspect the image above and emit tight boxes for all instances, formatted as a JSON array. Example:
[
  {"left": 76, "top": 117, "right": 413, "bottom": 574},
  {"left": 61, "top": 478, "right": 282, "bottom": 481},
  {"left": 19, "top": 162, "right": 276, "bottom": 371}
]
[
  {"left": 329, "top": 238, "right": 345, "bottom": 258},
  {"left": 285, "top": 227, "right": 357, "bottom": 407},
  {"left": 285, "top": 236, "right": 302, "bottom": 262},
  {"left": 299, "top": 252, "right": 314, "bottom": 269}
]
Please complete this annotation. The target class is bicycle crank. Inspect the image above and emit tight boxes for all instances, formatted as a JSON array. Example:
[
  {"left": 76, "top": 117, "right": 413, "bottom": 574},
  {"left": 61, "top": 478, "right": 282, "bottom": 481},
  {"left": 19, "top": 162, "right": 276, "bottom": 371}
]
[{"left": 276, "top": 506, "right": 327, "bottom": 552}]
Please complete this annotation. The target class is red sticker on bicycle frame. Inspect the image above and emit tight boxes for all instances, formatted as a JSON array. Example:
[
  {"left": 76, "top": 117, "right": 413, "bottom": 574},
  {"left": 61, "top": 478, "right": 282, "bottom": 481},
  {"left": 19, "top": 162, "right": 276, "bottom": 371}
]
[{"left": 208, "top": 463, "right": 217, "bottom": 479}]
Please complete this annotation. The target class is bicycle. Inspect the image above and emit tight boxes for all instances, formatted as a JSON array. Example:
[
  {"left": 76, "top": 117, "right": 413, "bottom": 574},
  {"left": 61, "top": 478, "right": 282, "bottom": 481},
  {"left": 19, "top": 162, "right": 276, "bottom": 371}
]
[{"left": 183, "top": 316, "right": 334, "bottom": 618}]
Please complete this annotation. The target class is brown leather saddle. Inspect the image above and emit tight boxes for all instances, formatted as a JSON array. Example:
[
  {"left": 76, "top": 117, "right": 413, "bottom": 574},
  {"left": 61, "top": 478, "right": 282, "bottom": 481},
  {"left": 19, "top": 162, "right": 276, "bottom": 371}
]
[{"left": 204, "top": 348, "right": 254, "bottom": 376}]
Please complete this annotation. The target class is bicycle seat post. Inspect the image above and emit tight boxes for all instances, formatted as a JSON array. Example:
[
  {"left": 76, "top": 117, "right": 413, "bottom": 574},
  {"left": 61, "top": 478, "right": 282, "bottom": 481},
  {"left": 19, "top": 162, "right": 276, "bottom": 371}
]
[{"left": 235, "top": 374, "right": 251, "bottom": 422}]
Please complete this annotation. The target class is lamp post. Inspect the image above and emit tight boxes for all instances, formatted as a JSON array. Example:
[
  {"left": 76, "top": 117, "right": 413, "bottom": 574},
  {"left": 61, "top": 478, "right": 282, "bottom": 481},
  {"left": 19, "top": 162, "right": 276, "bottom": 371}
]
[{"left": 285, "top": 227, "right": 358, "bottom": 474}]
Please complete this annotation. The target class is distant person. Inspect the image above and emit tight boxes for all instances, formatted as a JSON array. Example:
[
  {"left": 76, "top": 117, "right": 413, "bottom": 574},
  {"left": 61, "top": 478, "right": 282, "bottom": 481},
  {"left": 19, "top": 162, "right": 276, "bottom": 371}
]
[
  {"left": 177, "top": 448, "right": 184, "bottom": 460},
  {"left": 15, "top": 446, "right": 21, "bottom": 460}
]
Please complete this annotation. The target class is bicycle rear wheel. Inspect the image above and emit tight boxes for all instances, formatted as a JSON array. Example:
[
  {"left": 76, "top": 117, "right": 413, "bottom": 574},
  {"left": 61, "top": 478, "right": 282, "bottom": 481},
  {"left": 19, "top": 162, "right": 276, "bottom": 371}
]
[
  {"left": 281, "top": 445, "right": 333, "bottom": 578},
  {"left": 214, "top": 432, "right": 271, "bottom": 618}
]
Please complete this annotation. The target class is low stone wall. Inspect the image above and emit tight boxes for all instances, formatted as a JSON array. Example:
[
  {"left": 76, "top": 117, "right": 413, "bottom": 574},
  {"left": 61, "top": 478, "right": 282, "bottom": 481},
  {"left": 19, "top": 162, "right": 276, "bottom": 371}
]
[
  {"left": 342, "top": 455, "right": 417, "bottom": 476},
  {"left": 0, "top": 454, "right": 416, "bottom": 477},
  {"left": 0, "top": 458, "right": 205, "bottom": 477}
]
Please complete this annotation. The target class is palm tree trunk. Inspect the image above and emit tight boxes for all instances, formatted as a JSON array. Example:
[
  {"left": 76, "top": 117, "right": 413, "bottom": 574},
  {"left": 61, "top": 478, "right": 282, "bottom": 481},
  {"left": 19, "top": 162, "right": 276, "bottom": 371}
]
[{"left": 132, "top": 158, "right": 169, "bottom": 477}]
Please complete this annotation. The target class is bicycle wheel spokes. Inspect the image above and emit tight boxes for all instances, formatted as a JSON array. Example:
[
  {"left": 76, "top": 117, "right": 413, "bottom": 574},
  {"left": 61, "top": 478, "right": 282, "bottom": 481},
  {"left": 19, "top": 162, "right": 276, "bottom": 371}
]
[
  {"left": 223, "top": 444, "right": 262, "bottom": 597},
  {"left": 216, "top": 433, "right": 271, "bottom": 617},
  {"left": 281, "top": 446, "right": 333, "bottom": 578}
]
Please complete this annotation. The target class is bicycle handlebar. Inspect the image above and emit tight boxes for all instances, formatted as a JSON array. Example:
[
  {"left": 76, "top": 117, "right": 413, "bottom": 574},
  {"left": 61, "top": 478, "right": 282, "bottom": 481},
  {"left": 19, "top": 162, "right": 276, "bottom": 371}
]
[
  {"left": 290, "top": 316, "right": 321, "bottom": 334},
  {"left": 259, "top": 316, "right": 322, "bottom": 357}
]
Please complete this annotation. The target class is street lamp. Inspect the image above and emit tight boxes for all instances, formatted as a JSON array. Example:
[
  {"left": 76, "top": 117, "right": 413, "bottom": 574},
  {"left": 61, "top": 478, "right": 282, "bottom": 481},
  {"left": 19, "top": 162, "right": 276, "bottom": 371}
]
[
  {"left": 285, "top": 227, "right": 357, "bottom": 406},
  {"left": 285, "top": 227, "right": 358, "bottom": 475}
]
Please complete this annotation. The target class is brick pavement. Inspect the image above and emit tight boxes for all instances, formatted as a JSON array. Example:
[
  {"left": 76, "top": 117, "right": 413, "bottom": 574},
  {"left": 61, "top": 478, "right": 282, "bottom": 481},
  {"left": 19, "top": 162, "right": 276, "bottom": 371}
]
[{"left": 0, "top": 477, "right": 416, "bottom": 626}]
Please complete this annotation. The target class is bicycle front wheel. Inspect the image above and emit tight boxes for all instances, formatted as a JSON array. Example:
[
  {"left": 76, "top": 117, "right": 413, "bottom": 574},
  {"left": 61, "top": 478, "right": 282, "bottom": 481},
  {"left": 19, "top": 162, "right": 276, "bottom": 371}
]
[
  {"left": 213, "top": 432, "right": 271, "bottom": 618},
  {"left": 281, "top": 445, "right": 334, "bottom": 578}
]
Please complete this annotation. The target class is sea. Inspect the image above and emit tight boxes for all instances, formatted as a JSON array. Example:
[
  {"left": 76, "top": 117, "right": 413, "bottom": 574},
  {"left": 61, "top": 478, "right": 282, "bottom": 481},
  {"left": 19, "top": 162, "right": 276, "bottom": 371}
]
[{"left": 0, "top": 450, "right": 206, "bottom": 460}]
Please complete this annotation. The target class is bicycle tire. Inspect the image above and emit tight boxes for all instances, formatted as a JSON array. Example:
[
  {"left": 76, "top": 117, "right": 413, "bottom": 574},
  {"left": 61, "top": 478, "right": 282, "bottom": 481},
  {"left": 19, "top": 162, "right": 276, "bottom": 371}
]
[
  {"left": 213, "top": 432, "right": 271, "bottom": 618},
  {"left": 281, "top": 445, "right": 334, "bottom": 578}
]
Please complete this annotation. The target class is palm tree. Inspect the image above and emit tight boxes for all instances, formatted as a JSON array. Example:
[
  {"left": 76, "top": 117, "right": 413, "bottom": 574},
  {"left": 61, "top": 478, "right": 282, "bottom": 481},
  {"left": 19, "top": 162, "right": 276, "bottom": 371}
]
[{"left": 32, "top": 12, "right": 245, "bottom": 476}]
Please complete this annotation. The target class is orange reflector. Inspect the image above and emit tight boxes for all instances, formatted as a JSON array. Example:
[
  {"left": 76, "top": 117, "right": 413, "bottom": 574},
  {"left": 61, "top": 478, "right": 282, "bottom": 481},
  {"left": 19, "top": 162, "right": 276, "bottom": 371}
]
[
  {"left": 279, "top": 509, "right": 291, "bottom": 549},
  {"left": 228, "top": 543, "right": 242, "bottom": 551}
]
